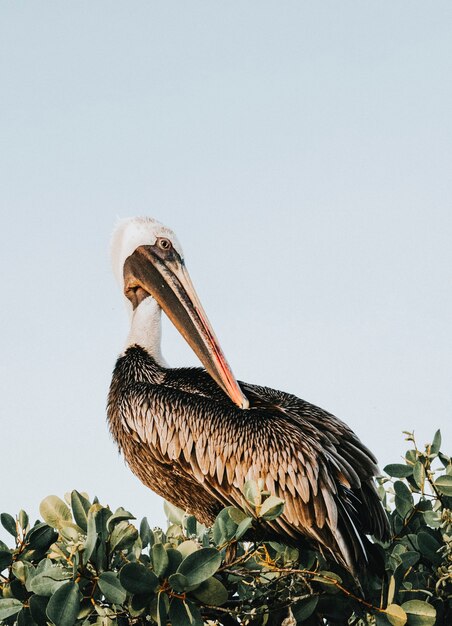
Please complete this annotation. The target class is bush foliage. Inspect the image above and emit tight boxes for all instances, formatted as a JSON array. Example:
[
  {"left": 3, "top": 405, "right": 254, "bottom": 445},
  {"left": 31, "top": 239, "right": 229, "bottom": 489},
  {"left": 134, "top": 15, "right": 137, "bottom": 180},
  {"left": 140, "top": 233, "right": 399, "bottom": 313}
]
[{"left": 0, "top": 432, "right": 451, "bottom": 625}]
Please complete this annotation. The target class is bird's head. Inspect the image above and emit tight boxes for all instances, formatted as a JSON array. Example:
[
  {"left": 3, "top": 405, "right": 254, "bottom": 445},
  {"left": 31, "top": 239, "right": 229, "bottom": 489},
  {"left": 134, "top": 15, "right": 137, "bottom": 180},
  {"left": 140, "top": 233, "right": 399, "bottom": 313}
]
[{"left": 111, "top": 217, "right": 248, "bottom": 409}]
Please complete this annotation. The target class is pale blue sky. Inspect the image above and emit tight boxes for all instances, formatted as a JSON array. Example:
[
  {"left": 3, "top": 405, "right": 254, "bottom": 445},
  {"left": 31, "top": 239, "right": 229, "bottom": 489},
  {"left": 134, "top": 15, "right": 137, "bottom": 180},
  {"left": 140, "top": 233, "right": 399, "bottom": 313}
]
[{"left": 1, "top": 2, "right": 451, "bottom": 539}]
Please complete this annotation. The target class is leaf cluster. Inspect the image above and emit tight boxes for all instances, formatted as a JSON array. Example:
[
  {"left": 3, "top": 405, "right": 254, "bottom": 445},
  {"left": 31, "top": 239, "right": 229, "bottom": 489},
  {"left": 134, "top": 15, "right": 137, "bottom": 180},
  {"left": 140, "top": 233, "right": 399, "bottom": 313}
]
[{"left": 0, "top": 432, "right": 450, "bottom": 625}]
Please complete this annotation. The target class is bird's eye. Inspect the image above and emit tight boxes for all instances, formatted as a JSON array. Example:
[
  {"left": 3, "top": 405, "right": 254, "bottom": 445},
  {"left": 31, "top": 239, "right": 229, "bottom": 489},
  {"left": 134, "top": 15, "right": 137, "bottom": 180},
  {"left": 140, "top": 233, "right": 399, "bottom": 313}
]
[{"left": 157, "top": 237, "right": 172, "bottom": 250}]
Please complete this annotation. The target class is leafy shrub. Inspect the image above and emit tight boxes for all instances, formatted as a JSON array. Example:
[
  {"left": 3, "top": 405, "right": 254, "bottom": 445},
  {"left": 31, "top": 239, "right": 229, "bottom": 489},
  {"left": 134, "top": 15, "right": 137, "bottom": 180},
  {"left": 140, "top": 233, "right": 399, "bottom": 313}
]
[{"left": 0, "top": 432, "right": 450, "bottom": 625}]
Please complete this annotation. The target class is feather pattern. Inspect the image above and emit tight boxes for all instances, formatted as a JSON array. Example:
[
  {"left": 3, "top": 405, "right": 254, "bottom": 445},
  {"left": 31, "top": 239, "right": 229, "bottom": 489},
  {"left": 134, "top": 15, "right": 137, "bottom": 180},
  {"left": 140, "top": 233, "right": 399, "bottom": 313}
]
[{"left": 108, "top": 345, "right": 389, "bottom": 573}]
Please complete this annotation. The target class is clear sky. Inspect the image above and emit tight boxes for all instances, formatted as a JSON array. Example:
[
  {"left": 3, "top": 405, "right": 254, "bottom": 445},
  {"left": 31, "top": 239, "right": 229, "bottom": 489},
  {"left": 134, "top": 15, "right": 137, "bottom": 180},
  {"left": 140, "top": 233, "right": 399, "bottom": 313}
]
[{"left": 1, "top": 2, "right": 451, "bottom": 540}]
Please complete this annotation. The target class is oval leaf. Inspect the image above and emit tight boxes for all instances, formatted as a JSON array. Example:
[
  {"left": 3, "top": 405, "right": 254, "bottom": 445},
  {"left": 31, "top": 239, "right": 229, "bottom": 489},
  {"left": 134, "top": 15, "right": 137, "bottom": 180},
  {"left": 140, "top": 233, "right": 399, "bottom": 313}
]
[
  {"left": 430, "top": 430, "right": 441, "bottom": 455},
  {"left": 259, "top": 495, "right": 285, "bottom": 520},
  {"left": 29, "top": 595, "right": 49, "bottom": 625},
  {"left": 385, "top": 603, "right": 407, "bottom": 626},
  {"left": 119, "top": 562, "right": 158, "bottom": 594},
  {"left": 109, "top": 521, "right": 139, "bottom": 552},
  {"left": 168, "top": 573, "right": 188, "bottom": 593},
  {"left": 98, "top": 571, "right": 127, "bottom": 605},
  {"left": 46, "top": 581, "right": 81, "bottom": 626},
  {"left": 228, "top": 508, "right": 247, "bottom": 524},
  {"left": 235, "top": 517, "right": 253, "bottom": 540},
  {"left": 139, "top": 517, "right": 153, "bottom": 549},
  {"left": 384, "top": 464, "right": 413, "bottom": 478},
  {"left": 29, "top": 565, "right": 72, "bottom": 596},
  {"left": 412, "top": 461, "right": 425, "bottom": 490},
  {"left": 1, "top": 513, "right": 17, "bottom": 538},
  {"left": 401, "top": 600, "right": 436, "bottom": 626},
  {"left": 434, "top": 474, "right": 452, "bottom": 496},
  {"left": 169, "top": 598, "right": 189, "bottom": 626},
  {"left": 417, "top": 531, "right": 442, "bottom": 565},
  {"left": 0, "top": 598, "right": 23, "bottom": 620},
  {"left": 293, "top": 596, "right": 319, "bottom": 621},
  {"left": 177, "top": 540, "right": 199, "bottom": 559},
  {"left": 152, "top": 542, "right": 169, "bottom": 577},
  {"left": 243, "top": 480, "right": 261, "bottom": 506},
  {"left": 39, "top": 496, "right": 72, "bottom": 529},
  {"left": 0, "top": 549, "right": 13, "bottom": 571},
  {"left": 190, "top": 576, "right": 228, "bottom": 606},
  {"left": 212, "top": 508, "right": 238, "bottom": 545},
  {"left": 106, "top": 507, "right": 136, "bottom": 532},
  {"left": 26, "top": 523, "right": 59, "bottom": 554},
  {"left": 70, "top": 491, "right": 91, "bottom": 532},
  {"left": 177, "top": 548, "right": 221, "bottom": 587}
]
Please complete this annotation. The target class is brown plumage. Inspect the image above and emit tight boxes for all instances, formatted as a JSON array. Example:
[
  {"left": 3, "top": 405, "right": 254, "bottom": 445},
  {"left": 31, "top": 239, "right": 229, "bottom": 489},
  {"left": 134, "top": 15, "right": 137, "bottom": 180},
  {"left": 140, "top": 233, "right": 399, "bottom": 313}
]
[
  {"left": 108, "top": 346, "right": 389, "bottom": 572},
  {"left": 108, "top": 217, "right": 390, "bottom": 574}
]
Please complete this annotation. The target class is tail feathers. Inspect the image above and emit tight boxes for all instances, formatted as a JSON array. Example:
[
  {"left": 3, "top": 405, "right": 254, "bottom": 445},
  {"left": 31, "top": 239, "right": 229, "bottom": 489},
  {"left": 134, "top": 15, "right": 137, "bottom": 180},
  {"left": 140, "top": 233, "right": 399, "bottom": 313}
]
[{"left": 334, "top": 488, "right": 387, "bottom": 576}]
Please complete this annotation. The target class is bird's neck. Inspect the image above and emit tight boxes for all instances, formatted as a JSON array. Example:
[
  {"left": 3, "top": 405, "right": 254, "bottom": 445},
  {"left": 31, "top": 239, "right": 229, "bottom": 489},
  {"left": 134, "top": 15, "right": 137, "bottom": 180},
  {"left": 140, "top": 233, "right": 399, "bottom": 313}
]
[{"left": 125, "top": 297, "right": 168, "bottom": 366}]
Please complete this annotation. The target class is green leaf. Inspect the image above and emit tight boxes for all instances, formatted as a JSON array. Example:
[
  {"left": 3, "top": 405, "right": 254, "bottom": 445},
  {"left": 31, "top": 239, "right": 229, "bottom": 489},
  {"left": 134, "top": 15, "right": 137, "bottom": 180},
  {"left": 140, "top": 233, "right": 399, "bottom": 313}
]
[
  {"left": 430, "top": 430, "right": 441, "bottom": 455},
  {"left": 292, "top": 595, "right": 319, "bottom": 621},
  {"left": 12, "top": 561, "right": 33, "bottom": 585},
  {"left": 394, "top": 481, "right": 414, "bottom": 518},
  {"left": 94, "top": 506, "right": 112, "bottom": 544},
  {"left": 39, "top": 496, "right": 72, "bottom": 529},
  {"left": 46, "top": 581, "right": 81, "bottom": 626},
  {"left": 399, "top": 551, "right": 420, "bottom": 569},
  {"left": 10, "top": 578, "right": 28, "bottom": 602},
  {"left": 212, "top": 508, "right": 238, "bottom": 545},
  {"left": 152, "top": 542, "right": 169, "bottom": 577},
  {"left": 119, "top": 562, "right": 158, "bottom": 594},
  {"left": 259, "top": 495, "right": 285, "bottom": 520},
  {"left": 98, "top": 572, "right": 127, "bottom": 605},
  {"left": 0, "top": 598, "right": 23, "bottom": 620},
  {"left": 190, "top": 576, "right": 228, "bottom": 606},
  {"left": 18, "top": 510, "right": 29, "bottom": 532},
  {"left": 385, "top": 604, "right": 407, "bottom": 626},
  {"left": 423, "top": 510, "right": 441, "bottom": 528},
  {"left": 312, "top": 570, "right": 342, "bottom": 592},
  {"left": 17, "top": 606, "right": 36, "bottom": 626},
  {"left": 177, "top": 540, "right": 199, "bottom": 559},
  {"left": 1, "top": 513, "right": 17, "bottom": 537},
  {"left": 228, "top": 507, "right": 247, "bottom": 524},
  {"left": 394, "top": 480, "right": 413, "bottom": 501},
  {"left": 169, "top": 598, "right": 189, "bottom": 626},
  {"left": 139, "top": 517, "right": 153, "bottom": 548},
  {"left": 0, "top": 549, "right": 12, "bottom": 571},
  {"left": 109, "top": 521, "right": 139, "bottom": 552},
  {"left": 70, "top": 491, "right": 91, "bottom": 532},
  {"left": 165, "top": 548, "right": 183, "bottom": 576},
  {"left": 106, "top": 507, "right": 136, "bottom": 531},
  {"left": 29, "top": 595, "right": 49, "bottom": 626},
  {"left": 243, "top": 480, "right": 261, "bottom": 506},
  {"left": 417, "top": 531, "right": 441, "bottom": 565},
  {"left": 438, "top": 452, "right": 450, "bottom": 468},
  {"left": 183, "top": 600, "right": 203, "bottom": 626},
  {"left": 26, "top": 523, "right": 58, "bottom": 555},
  {"left": 28, "top": 563, "right": 72, "bottom": 596},
  {"left": 384, "top": 464, "right": 413, "bottom": 478},
  {"left": 164, "top": 501, "right": 185, "bottom": 525},
  {"left": 401, "top": 600, "right": 436, "bottom": 626},
  {"left": 235, "top": 517, "right": 253, "bottom": 540},
  {"left": 185, "top": 515, "right": 197, "bottom": 537},
  {"left": 177, "top": 547, "right": 221, "bottom": 587},
  {"left": 156, "top": 592, "right": 168, "bottom": 626},
  {"left": 412, "top": 461, "right": 425, "bottom": 491},
  {"left": 83, "top": 504, "right": 102, "bottom": 565},
  {"left": 434, "top": 474, "right": 452, "bottom": 496},
  {"left": 168, "top": 573, "right": 188, "bottom": 593}
]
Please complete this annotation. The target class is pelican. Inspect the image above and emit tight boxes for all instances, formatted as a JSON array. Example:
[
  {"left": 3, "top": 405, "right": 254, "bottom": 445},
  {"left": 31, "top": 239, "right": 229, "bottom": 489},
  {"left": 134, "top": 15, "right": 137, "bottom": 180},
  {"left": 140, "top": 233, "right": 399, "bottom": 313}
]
[{"left": 108, "top": 217, "right": 389, "bottom": 573}]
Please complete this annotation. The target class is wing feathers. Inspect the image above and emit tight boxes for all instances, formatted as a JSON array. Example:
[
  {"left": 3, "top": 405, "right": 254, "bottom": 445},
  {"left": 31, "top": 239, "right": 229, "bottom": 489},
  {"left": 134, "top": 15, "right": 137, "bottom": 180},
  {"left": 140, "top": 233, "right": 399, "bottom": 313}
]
[{"left": 113, "top": 357, "right": 389, "bottom": 573}]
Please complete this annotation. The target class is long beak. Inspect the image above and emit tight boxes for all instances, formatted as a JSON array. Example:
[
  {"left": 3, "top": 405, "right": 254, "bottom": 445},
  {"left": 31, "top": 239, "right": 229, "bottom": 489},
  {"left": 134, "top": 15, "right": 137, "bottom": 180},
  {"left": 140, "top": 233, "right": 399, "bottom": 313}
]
[{"left": 123, "top": 245, "right": 249, "bottom": 410}]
